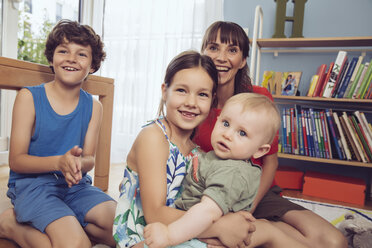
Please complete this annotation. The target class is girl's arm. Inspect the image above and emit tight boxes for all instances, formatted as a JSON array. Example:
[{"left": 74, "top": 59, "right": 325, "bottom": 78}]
[
  {"left": 144, "top": 196, "right": 223, "bottom": 248},
  {"left": 135, "top": 125, "right": 185, "bottom": 224},
  {"left": 250, "top": 153, "right": 278, "bottom": 212}
]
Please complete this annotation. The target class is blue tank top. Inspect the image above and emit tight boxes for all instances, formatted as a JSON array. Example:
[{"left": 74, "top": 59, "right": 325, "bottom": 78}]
[{"left": 8, "top": 83, "right": 93, "bottom": 185}]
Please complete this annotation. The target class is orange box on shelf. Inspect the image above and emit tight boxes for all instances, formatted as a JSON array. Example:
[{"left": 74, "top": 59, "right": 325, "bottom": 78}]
[
  {"left": 275, "top": 166, "right": 304, "bottom": 190},
  {"left": 303, "top": 171, "right": 366, "bottom": 206}
]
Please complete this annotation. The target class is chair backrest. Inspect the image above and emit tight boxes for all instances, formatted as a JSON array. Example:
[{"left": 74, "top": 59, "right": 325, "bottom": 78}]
[{"left": 0, "top": 56, "right": 114, "bottom": 191}]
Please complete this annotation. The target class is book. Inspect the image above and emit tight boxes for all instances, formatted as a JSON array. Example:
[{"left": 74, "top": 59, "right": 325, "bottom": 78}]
[
  {"left": 347, "top": 115, "right": 369, "bottom": 163},
  {"left": 261, "top": 71, "right": 275, "bottom": 94},
  {"left": 300, "top": 109, "right": 309, "bottom": 156},
  {"left": 319, "top": 62, "right": 334, "bottom": 97},
  {"left": 281, "top": 108, "right": 287, "bottom": 153},
  {"left": 331, "top": 58, "right": 349, "bottom": 98},
  {"left": 320, "top": 110, "right": 332, "bottom": 159},
  {"left": 350, "top": 115, "right": 372, "bottom": 162},
  {"left": 357, "top": 59, "right": 372, "bottom": 98},
  {"left": 355, "top": 60, "right": 372, "bottom": 98},
  {"left": 335, "top": 57, "right": 358, "bottom": 98},
  {"left": 314, "top": 111, "right": 325, "bottom": 158},
  {"left": 307, "top": 74, "right": 319, "bottom": 96},
  {"left": 309, "top": 108, "right": 321, "bottom": 158},
  {"left": 363, "top": 71, "right": 372, "bottom": 99},
  {"left": 325, "top": 109, "right": 345, "bottom": 160},
  {"left": 333, "top": 111, "right": 351, "bottom": 160},
  {"left": 359, "top": 112, "right": 372, "bottom": 143},
  {"left": 286, "top": 108, "right": 292, "bottom": 153},
  {"left": 354, "top": 111, "right": 372, "bottom": 150},
  {"left": 342, "top": 112, "right": 364, "bottom": 162},
  {"left": 281, "top": 72, "right": 302, "bottom": 96},
  {"left": 312, "top": 64, "right": 327, "bottom": 97},
  {"left": 344, "top": 56, "right": 364, "bottom": 98},
  {"left": 290, "top": 108, "right": 297, "bottom": 154},
  {"left": 295, "top": 106, "right": 304, "bottom": 155},
  {"left": 322, "top": 51, "right": 348, "bottom": 97},
  {"left": 346, "top": 62, "right": 367, "bottom": 98},
  {"left": 339, "top": 114, "right": 359, "bottom": 161}
]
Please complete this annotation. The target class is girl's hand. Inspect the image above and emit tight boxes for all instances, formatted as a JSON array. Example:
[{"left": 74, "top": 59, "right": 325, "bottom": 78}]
[
  {"left": 58, "top": 146, "right": 83, "bottom": 187},
  {"left": 204, "top": 211, "right": 256, "bottom": 248}
]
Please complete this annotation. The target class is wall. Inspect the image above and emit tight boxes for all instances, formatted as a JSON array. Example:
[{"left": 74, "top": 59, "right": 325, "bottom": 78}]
[{"left": 224, "top": 0, "right": 372, "bottom": 188}]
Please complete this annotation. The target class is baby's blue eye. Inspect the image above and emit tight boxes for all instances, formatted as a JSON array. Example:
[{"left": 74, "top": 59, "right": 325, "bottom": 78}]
[
  {"left": 239, "top": 130, "right": 246, "bottom": 137},
  {"left": 223, "top": 120, "right": 229, "bottom": 127}
]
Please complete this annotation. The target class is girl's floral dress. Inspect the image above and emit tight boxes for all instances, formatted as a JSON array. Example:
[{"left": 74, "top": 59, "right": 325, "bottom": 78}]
[{"left": 113, "top": 118, "right": 198, "bottom": 247}]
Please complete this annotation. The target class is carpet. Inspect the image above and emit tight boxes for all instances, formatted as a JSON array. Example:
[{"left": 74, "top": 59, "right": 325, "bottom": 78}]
[{"left": 285, "top": 196, "right": 372, "bottom": 227}]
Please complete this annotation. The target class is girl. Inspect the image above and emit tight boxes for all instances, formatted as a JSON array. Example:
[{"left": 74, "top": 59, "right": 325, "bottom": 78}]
[{"left": 194, "top": 21, "right": 347, "bottom": 248}]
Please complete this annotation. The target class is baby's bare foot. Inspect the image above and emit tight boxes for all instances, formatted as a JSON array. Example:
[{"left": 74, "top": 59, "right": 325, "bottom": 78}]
[{"left": 0, "top": 208, "right": 17, "bottom": 238}]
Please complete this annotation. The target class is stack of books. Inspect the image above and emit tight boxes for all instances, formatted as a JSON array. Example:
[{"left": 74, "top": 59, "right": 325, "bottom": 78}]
[
  {"left": 306, "top": 50, "right": 372, "bottom": 99},
  {"left": 280, "top": 106, "right": 372, "bottom": 163}
]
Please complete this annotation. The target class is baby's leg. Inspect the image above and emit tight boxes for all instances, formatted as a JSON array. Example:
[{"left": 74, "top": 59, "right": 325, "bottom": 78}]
[
  {"left": 0, "top": 208, "right": 52, "bottom": 248},
  {"left": 84, "top": 200, "right": 117, "bottom": 247},
  {"left": 246, "top": 219, "right": 309, "bottom": 248}
]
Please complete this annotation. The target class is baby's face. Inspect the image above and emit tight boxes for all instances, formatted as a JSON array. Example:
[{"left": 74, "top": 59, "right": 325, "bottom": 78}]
[{"left": 211, "top": 102, "right": 268, "bottom": 160}]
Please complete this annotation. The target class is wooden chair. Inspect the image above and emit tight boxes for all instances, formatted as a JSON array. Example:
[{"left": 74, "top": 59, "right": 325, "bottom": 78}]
[{"left": 0, "top": 56, "right": 114, "bottom": 191}]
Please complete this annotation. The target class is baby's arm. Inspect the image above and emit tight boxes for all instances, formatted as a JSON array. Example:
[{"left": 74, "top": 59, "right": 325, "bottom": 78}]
[{"left": 144, "top": 196, "right": 222, "bottom": 248}]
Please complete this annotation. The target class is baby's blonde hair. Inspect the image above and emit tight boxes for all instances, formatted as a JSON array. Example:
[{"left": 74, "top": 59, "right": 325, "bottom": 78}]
[{"left": 224, "top": 93, "right": 281, "bottom": 144}]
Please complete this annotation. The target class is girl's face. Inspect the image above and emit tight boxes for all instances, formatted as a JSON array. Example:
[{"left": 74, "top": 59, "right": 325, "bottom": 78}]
[
  {"left": 203, "top": 31, "right": 246, "bottom": 88},
  {"left": 162, "top": 67, "right": 214, "bottom": 132}
]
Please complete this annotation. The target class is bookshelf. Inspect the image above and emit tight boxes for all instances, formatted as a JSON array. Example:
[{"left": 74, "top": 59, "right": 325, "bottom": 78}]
[{"left": 252, "top": 37, "right": 372, "bottom": 168}]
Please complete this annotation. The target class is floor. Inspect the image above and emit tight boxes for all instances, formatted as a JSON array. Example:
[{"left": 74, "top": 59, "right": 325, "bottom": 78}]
[{"left": 0, "top": 163, "right": 371, "bottom": 247}]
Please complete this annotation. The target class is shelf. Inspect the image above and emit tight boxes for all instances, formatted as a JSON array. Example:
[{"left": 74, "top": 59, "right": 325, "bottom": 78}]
[
  {"left": 278, "top": 153, "right": 372, "bottom": 168},
  {"left": 273, "top": 96, "right": 372, "bottom": 112},
  {"left": 255, "top": 37, "right": 372, "bottom": 48}
]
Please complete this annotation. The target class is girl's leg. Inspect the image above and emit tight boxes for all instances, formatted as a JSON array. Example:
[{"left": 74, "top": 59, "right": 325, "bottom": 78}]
[
  {"left": 84, "top": 200, "right": 117, "bottom": 247},
  {"left": 273, "top": 209, "right": 347, "bottom": 248},
  {"left": 246, "top": 219, "right": 309, "bottom": 248},
  {"left": 0, "top": 208, "right": 52, "bottom": 248}
]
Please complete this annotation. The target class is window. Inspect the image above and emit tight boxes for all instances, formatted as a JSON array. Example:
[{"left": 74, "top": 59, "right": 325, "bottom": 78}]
[
  {"left": 24, "top": 0, "right": 32, "bottom": 14},
  {"left": 56, "top": 3, "right": 62, "bottom": 21},
  {"left": 17, "top": 0, "right": 80, "bottom": 65}
]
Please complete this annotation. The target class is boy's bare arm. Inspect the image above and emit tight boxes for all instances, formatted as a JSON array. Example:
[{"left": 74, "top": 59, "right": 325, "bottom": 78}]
[{"left": 144, "top": 196, "right": 223, "bottom": 248}]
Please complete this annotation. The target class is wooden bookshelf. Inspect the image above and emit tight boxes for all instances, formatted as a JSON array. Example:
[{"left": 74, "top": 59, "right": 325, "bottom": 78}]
[
  {"left": 254, "top": 36, "right": 372, "bottom": 48},
  {"left": 278, "top": 153, "right": 372, "bottom": 168}
]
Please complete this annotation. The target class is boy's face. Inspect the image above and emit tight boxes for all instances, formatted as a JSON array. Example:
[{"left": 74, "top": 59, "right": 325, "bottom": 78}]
[
  {"left": 211, "top": 102, "right": 270, "bottom": 160},
  {"left": 51, "top": 41, "right": 94, "bottom": 86}
]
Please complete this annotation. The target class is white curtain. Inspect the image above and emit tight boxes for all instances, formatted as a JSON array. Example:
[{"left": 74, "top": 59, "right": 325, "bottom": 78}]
[{"left": 101, "top": 0, "right": 224, "bottom": 163}]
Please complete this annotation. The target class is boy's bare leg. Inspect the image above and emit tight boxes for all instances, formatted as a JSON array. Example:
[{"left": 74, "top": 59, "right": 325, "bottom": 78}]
[
  {"left": 45, "top": 215, "right": 91, "bottom": 248},
  {"left": 0, "top": 208, "right": 52, "bottom": 248},
  {"left": 246, "top": 219, "right": 309, "bottom": 248},
  {"left": 84, "top": 200, "right": 117, "bottom": 247},
  {"left": 272, "top": 210, "right": 347, "bottom": 248}
]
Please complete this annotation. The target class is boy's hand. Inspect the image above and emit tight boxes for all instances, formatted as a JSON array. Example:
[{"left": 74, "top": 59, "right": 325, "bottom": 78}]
[
  {"left": 58, "top": 146, "right": 83, "bottom": 187},
  {"left": 143, "top": 222, "right": 171, "bottom": 248}
]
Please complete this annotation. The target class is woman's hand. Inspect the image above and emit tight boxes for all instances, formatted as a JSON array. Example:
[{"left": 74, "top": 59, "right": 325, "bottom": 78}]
[{"left": 200, "top": 211, "right": 256, "bottom": 248}]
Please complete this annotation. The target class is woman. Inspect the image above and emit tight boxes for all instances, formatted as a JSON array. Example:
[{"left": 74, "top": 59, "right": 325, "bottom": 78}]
[{"left": 194, "top": 21, "right": 347, "bottom": 248}]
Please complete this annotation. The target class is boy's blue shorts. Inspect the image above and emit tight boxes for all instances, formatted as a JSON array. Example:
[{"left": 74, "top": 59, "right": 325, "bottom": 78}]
[{"left": 7, "top": 173, "right": 114, "bottom": 233}]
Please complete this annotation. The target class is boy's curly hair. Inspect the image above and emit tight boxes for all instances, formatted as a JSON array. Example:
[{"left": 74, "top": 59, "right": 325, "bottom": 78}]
[{"left": 45, "top": 19, "right": 106, "bottom": 73}]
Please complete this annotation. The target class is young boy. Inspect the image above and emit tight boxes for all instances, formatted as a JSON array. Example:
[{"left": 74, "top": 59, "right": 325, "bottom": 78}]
[
  {"left": 143, "top": 93, "right": 286, "bottom": 248},
  {"left": 0, "top": 20, "right": 116, "bottom": 247}
]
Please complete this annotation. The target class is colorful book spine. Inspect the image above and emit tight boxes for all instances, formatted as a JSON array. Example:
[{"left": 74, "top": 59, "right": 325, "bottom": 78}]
[
  {"left": 354, "top": 111, "right": 372, "bottom": 150},
  {"left": 307, "top": 75, "right": 319, "bottom": 97},
  {"left": 315, "top": 111, "right": 325, "bottom": 158},
  {"left": 350, "top": 115, "right": 372, "bottom": 162},
  {"left": 312, "top": 64, "right": 327, "bottom": 97},
  {"left": 301, "top": 109, "right": 309, "bottom": 156},
  {"left": 325, "top": 109, "right": 344, "bottom": 160},
  {"left": 281, "top": 108, "right": 287, "bottom": 153},
  {"left": 336, "top": 57, "right": 358, "bottom": 98},
  {"left": 333, "top": 111, "right": 351, "bottom": 160},
  {"left": 339, "top": 115, "right": 359, "bottom": 161},
  {"left": 322, "top": 51, "right": 348, "bottom": 97},
  {"left": 331, "top": 58, "right": 349, "bottom": 98},
  {"left": 350, "top": 63, "right": 369, "bottom": 98},
  {"left": 320, "top": 111, "right": 331, "bottom": 159},
  {"left": 309, "top": 108, "right": 320, "bottom": 157},
  {"left": 286, "top": 108, "right": 292, "bottom": 153},
  {"left": 356, "top": 59, "right": 372, "bottom": 98},
  {"left": 304, "top": 109, "right": 315, "bottom": 157},
  {"left": 344, "top": 56, "right": 364, "bottom": 98},
  {"left": 290, "top": 108, "right": 297, "bottom": 154},
  {"left": 295, "top": 106, "right": 304, "bottom": 155},
  {"left": 343, "top": 113, "right": 367, "bottom": 163}
]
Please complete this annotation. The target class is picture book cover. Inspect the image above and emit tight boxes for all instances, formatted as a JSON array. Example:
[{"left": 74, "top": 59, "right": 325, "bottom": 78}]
[{"left": 281, "top": 72, "right": 302, "bottom": 96}]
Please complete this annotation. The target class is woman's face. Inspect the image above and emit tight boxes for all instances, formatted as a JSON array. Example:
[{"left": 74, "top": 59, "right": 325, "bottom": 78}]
[{"left": 203, "top": 31, "right": 246, "bottom": 88}]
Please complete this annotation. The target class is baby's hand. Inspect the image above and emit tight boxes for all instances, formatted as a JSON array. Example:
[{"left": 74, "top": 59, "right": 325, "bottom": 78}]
[
  {"left": 59, "top": 146, "right": 83, "bottom": 187},
  {"left": 143, "top": 222, "right": 171, "bottom": 248}
]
